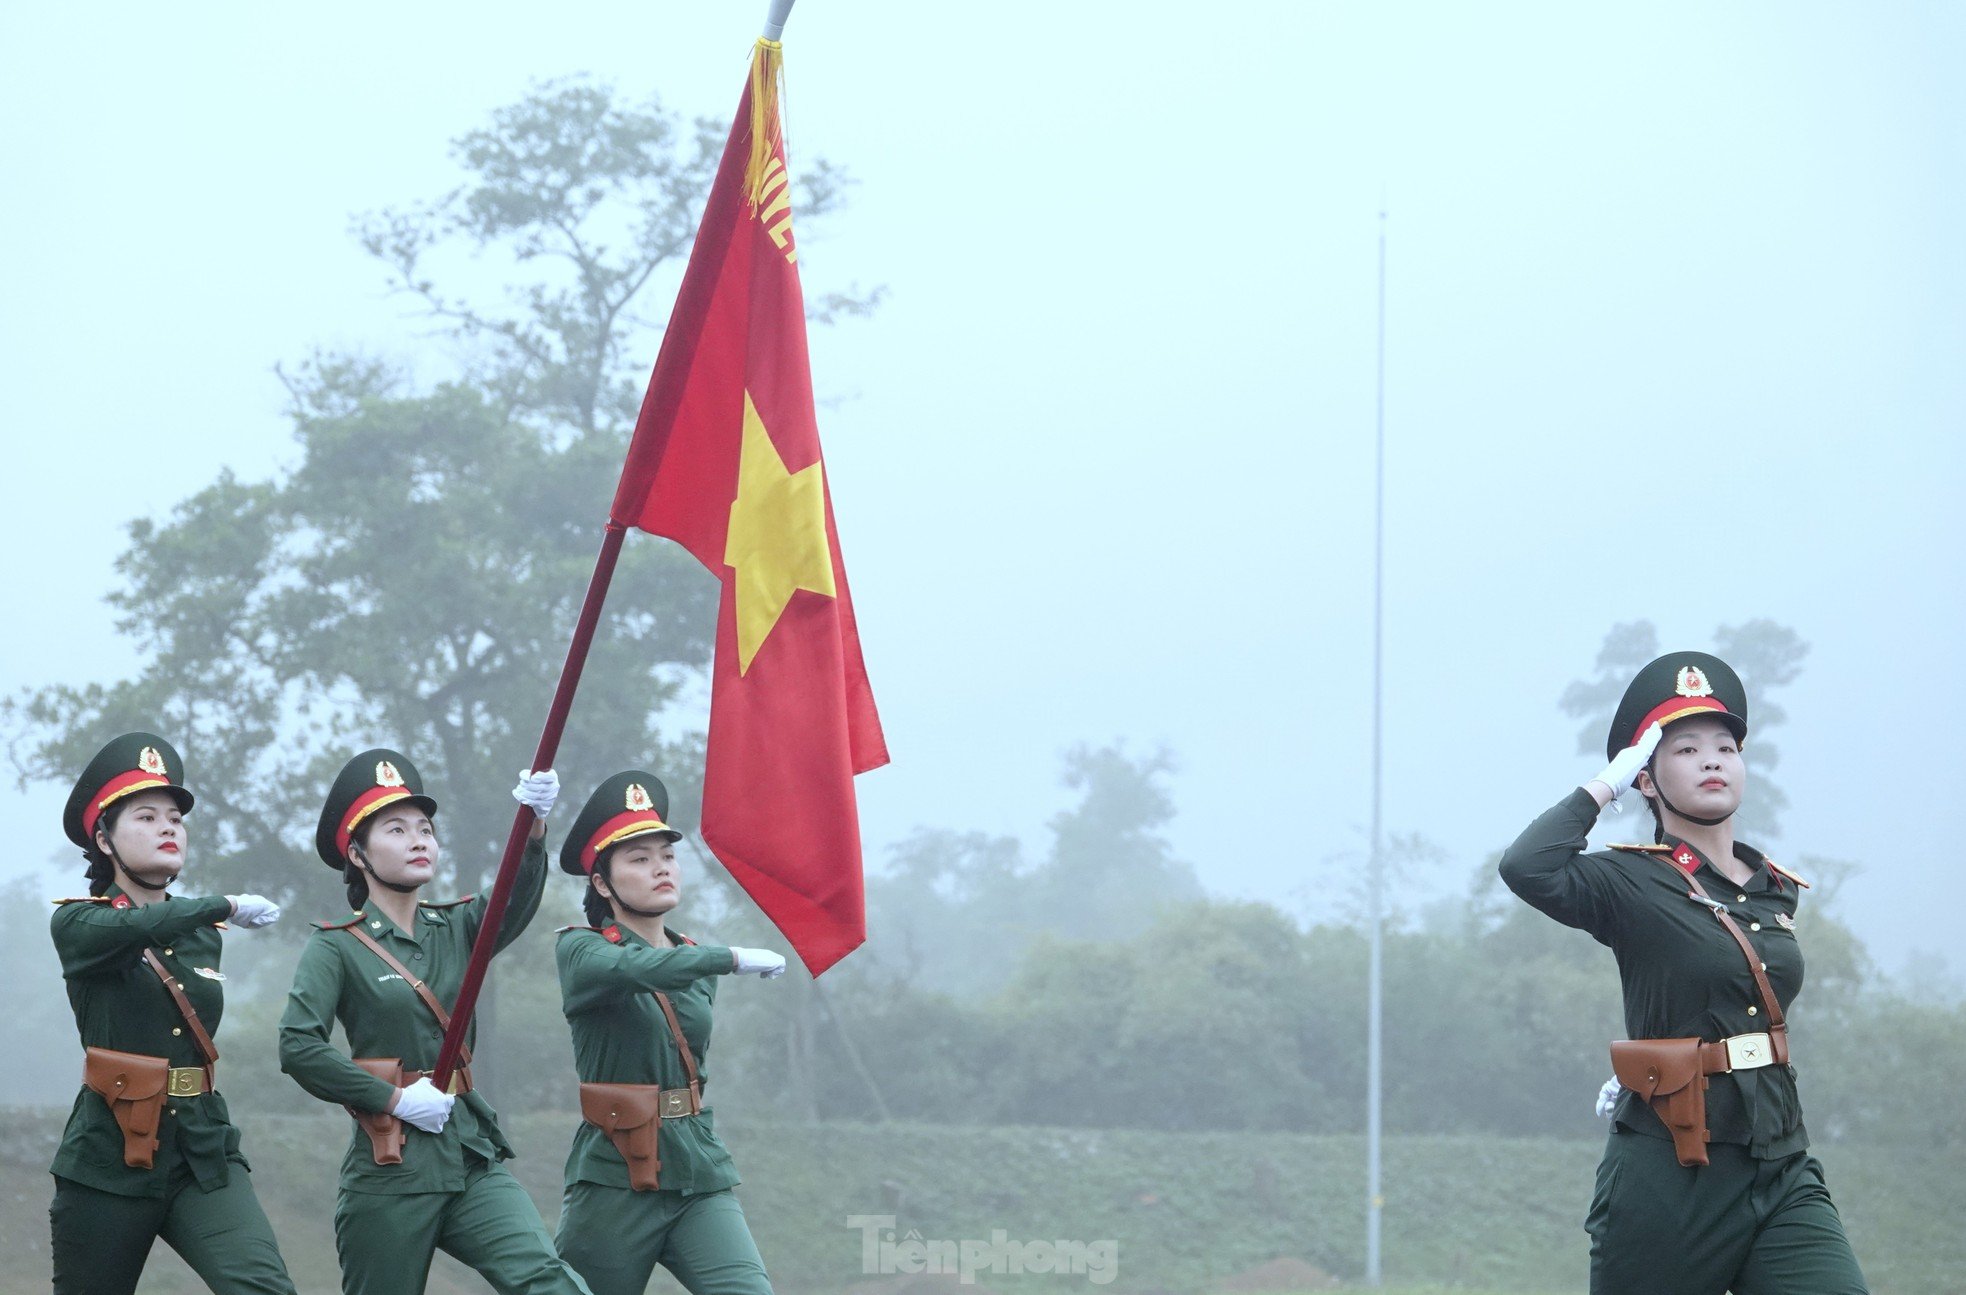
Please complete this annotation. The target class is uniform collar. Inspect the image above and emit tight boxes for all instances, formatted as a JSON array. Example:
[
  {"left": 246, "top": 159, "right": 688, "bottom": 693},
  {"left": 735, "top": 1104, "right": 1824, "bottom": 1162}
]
[{"left": 1660, "top": 834, "right": 1777, "bottom": 891}]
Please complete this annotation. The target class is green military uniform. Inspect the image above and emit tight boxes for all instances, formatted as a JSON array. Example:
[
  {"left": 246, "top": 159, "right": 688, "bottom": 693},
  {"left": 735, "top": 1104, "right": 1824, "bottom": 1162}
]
[
  {"left": 1499, "top": 653, "right": 1867, "bottom": 1295},
  {"left": 278, "top": 747, "right": 593, "bottom": 1295},
  {"left": 552, "top": 771, "right": 774, "bottom": 1295},
  {"left": 49, "top": 732, "right": 296, "bottom": 1295}
]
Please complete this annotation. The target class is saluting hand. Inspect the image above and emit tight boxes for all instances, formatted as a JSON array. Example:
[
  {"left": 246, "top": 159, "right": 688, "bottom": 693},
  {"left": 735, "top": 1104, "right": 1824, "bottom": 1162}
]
[
  {"left": 730, "top": 947, "right": 788, "bottom": 979},
  {"left": 512, "top": 768, "right": 560, "bottom": 818},
  {"left": 1587, "top": 722, "right": 1664, "bottom": 807},
  {"left": 227, "top": 894, "right": 281, "bottom": 928},
  {"left": 391, "top": 1078, "right": 455, "bottom": 1134}
]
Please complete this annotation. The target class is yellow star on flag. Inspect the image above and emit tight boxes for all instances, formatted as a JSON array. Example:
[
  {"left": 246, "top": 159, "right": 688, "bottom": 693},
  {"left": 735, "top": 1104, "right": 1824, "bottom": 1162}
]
[{"left": 725, "top": 391, "right": 837, "bottom": 675}]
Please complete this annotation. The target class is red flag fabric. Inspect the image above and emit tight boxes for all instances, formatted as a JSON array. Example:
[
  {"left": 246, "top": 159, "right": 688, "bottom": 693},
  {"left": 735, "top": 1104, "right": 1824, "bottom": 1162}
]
[{"left": 611, "top": 40, "right": 887, "bottom": 975}]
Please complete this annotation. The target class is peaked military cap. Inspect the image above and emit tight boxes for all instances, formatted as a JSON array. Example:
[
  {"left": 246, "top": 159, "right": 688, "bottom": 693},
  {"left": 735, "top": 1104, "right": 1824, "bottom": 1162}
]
[
  {"left": 1606, "top": 651, "right": 1748, "bottom": 761},
  {"left": 560, "top": 771, "right": 681, "bottom": 876},
  {"left": 64, "top": 731, "right": 195, "bottom": 848},
  {"left": 315, "top": 748, "right": 439, "bottom": 868}
]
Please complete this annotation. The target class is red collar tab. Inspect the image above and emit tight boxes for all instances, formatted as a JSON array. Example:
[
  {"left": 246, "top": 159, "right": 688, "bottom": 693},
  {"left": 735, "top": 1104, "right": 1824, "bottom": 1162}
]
[
  {"left": 1670, "top": 844, "right": 1700, "bottom": 874},
  {"left": 602, "top": 924, "right": 623, "bottom": 944},
  {"left": 111, "top": 894, "right": 133, "bottom": 909}
]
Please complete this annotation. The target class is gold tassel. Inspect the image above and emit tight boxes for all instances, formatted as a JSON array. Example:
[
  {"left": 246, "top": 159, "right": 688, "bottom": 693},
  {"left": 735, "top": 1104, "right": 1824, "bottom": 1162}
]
[{"left": 745, "top": 38, "right": 785, "bottom": 213}]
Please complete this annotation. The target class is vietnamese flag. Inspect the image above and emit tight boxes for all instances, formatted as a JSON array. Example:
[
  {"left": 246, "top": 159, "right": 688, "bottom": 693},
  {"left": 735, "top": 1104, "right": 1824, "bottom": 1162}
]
[{"left": 611, "top": 38, "right": 887, "bottom": 975}]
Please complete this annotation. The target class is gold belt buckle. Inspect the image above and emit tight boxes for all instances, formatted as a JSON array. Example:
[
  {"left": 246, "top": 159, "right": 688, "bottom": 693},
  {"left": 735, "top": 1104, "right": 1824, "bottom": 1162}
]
[
  {"left": 166, "top": 1067, "right": 206, "bottom": 1097},
  {"left": 660, "top": 1088, "right": 693, "bottom": 1118},
  {"left": 1724, "top": 1032, "right": 1774, "bottom": 1071}
]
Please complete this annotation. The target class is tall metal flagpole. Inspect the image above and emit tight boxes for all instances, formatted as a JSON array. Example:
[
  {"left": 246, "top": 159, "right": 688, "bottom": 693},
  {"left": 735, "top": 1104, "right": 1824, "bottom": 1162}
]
[{"left": 1366, "top": 203, "right": 1387, "bottom": 1287}]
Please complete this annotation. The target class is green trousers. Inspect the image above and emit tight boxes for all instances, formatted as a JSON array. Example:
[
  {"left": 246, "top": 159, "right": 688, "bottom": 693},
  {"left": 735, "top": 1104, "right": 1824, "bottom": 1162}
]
[
  {"left": 557, "top": 1183, "right": 773, "bottom": 1295},
  {"left": 50, "top": 1163, "right": 297, "bottom": 1295},
  {"left": 333, "top": 1155, "right": 594, "bottom": 1295},
  {"left": 1588, "top": 1129, "right": 1868, "bottom": 1295}
]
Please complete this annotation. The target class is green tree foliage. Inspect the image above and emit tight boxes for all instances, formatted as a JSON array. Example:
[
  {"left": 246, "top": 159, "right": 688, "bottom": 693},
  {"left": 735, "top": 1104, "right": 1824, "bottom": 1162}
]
[
  {"left": 1558, "top": 618, "right": 1807, "bottom": 840},
  {"left": 4, "top": 79, "right": 862, "bottom": 912},
  {"left": 862, "top": 744, "right": 1204, "bottom": 996}
]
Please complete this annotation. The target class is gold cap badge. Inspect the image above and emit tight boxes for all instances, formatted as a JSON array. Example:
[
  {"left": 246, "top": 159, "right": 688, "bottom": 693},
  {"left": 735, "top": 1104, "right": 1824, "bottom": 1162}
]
[
  {"left": 376, "top": 760, "right": 405, "bottom": 788},
  {"left": 138, "top": 746, "right": 167, "bottom": 776},
  {"left": 1675, "top": 665, "right": 1713, "bottom": 698},
  {"left": 626, "top": 783, "right": 653, "bottom": 812}
]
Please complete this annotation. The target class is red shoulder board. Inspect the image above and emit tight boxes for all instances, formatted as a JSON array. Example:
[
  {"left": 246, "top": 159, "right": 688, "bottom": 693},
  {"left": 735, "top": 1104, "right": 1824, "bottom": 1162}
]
[
  {"left": 555, "top": 924, "right": 604, "bottom": 935},
  {"left": 417, "top": 896, "right": 474, "bottom": 910},
  {"left": 313, "top": 912, "right": 366, "bottom": 931},
  {"left": 602, "top": 924, "right": 623, "bottom": 943},
  {"left": 1765, "top": 857, "right": 1811, "bottom": 889},
  {"left": 50, "top": 896, "right": 114, "bottom": 906}
]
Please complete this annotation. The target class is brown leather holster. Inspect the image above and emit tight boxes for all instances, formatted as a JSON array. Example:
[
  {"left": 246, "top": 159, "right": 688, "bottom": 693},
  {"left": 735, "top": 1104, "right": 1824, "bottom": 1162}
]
[
  {"left": 82, "top": 1047, "right": 171, "bottom": 1169},
  {"left": 336, "top": 925, "right": 475, "bottom": 1165},
  {"left": 578, "top": 988, "right": 704, "bottom": 1191},
  {"left": 579, "top": 1080, "right": 702, "bottom": 1190},
  {"left": 349, "top": 1057, "right": 408, "bottom": 1166},
  {"left": 1610, "top": 1037, "right": 1710, "bottom": 1166},
  {"left": 1610, "top": 865, "right": 1796, "bottom": 1168}
]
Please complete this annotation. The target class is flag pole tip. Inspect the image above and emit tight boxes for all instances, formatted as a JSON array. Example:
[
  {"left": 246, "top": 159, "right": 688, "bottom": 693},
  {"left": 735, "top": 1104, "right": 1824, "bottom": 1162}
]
[{"left": 762, "top": 0, "right": 796, "bottom": 40}]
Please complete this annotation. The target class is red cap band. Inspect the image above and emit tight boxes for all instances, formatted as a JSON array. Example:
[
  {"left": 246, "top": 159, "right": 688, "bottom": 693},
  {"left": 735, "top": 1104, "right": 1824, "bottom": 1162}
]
[
  {"left": 580, "top": 810, "right": 675, "bottom": 872},
  {"left": 82, "top": 769, "right": 171, "bottom": 841},
  {"left": 1631, "top": 696, "right": 1730, "bottom": 746}
]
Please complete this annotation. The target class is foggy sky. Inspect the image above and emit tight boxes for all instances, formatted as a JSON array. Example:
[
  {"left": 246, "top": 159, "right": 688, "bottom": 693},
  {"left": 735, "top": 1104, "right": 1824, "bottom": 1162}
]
[{"left": 4, "top": 3, "right": 1961, "bottom": 981}]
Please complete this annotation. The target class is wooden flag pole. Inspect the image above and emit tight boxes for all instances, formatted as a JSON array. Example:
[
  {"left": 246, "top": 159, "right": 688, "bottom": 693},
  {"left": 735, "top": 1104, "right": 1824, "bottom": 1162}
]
[
  {"left": 433, "top": 522, "right": 628, "bottom": 1087},
  {"left": 433, "top": 0, "right": 804, "bottom": 1088}
]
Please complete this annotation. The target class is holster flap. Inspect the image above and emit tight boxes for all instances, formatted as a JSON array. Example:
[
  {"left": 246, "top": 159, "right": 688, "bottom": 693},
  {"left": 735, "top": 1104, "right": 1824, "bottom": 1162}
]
[
  {"left": 1610, "top": 1037, "right": 1704, "bottom": 1100},
  {"left": 580, "top": 1081, "right": 664, "bottom": 1191},
  {"left": 84, "top": 1046, "right": 170, "bottom": 1102}
]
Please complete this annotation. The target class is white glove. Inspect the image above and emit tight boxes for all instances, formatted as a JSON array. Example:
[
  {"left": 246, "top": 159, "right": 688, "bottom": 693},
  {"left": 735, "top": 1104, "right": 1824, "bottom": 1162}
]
[
  {"left": 512, "top": 768, "right": 560, "bottom": 818},
  {"left": 1590, "top": 722, "right": 1664, "bottom": 804},
  {"left": 227, "top": 894, "right": 281, "bottom": 928},
  {"left": 730, "top": 946, "right": 788, "bottom": 979},
  {"left": 1595, "top": 1076, "right": 1623, "bottom": 1118},
  {"left": 391, "top": 1078, "right": 455, "bottom": 1133}
]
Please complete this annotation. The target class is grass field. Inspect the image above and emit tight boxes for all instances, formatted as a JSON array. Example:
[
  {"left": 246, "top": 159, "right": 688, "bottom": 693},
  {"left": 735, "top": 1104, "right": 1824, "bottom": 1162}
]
[{"left": 2, "top": 1108, "right": 1957, "bottom": 1293}]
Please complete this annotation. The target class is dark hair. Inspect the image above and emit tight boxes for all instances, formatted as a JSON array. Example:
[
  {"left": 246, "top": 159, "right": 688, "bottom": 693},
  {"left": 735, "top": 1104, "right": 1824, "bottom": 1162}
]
[
  {"left": 81, "top": 800, "right": 130, "bottom": 897},
  {"left": 344, "top": 819, "right": 376, "bottom": 912},
  {"left": 582, "top": 847, "right": 618, "bottom": 928}
]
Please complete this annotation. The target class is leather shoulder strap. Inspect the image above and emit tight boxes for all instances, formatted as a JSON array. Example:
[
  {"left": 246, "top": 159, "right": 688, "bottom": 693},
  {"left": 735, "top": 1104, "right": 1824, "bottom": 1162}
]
[
  {"left": 142, "top": 950, "right": 220, "bottom": 1066},
  {"left": 1679, "top": 869, "right": 1789, "bottom": 1045},
  {"left": 651, "top": 992, "right": 701, "bottom": 1092},
  {"left": 340, "top": 926, "right": 473, "bottom": 1068}
]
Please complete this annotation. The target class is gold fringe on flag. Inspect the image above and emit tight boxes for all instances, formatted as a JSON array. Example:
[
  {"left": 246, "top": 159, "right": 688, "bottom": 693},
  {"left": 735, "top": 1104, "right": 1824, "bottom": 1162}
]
[{"left": 745, "top": 38, "right": 786, "bottom": 213}]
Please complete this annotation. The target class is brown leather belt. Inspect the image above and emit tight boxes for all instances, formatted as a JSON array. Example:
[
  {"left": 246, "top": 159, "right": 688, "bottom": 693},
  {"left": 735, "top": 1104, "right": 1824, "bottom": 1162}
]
[
  {"left": 1700, "top": 1031, "right": 1778, "bottom": 1074},
  {"left": 403, "top": 1067, "right": 472, "bottom": 1096},
  {"left": 167, "top": 1065, "right": 213, "bottom": 1096}
]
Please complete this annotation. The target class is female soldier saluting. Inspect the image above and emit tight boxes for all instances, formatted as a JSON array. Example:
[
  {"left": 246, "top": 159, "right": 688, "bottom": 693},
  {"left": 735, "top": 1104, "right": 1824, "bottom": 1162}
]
[
  {"left": 1499, "top": 652, "right": 1867, "bottom": 1295},
  {"left": 50, "top": 731, "right": 297, "bottom": 1294},
  {"left": 278, "top": 748, "right": 596, "bottom": 1295},
  {"left": 552, "top": 770, "right": 787, "bottom": 1295}
]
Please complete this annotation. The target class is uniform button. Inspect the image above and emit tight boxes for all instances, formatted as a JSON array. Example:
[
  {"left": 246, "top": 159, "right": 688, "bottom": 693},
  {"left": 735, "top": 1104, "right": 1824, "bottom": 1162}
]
[
  {"left": 412, "top": 952, "right": 424, "bottom": 962},
  {"left": 1736, "top": 895, "right": 1747, "bottom": 903},
  {"left": 1750, "top": 922, "right": 1761, "bottom": 931},
  {"left": 164, "top": 949, "right": 174, "bottom": 956},
  {"left": 371, "top": 921, "right": 383, "bottom": 930},
  {"left": 1748, "top": 1006, "right": 1759, "bottom": 1016},
  {"left": 172, "top": 1027, "right": 183, "bottom": 1036},
  {"left": 168, "top": 1107, "right": 177, "bottom": 1116}
]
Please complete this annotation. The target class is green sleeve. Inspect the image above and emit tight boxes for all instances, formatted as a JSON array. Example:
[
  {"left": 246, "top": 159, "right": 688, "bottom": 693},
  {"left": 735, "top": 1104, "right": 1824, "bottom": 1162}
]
[
  {"left": 1497, "top": 787, "right": 1625, "bottom": 940},
  {"left": 558, "top": 931, "right": 737, "bottom": 1016},
  {"left": 50, "top": 894, "right": 234, "bottom": 979},
  {"left": 278, "top": 932, "right": 396, "bottom": 1113},
  {"left": 460, "top": 835, "right": 549, "bottom": 955}
]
